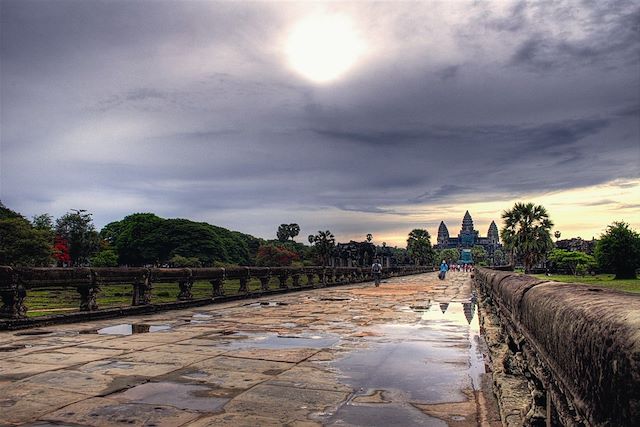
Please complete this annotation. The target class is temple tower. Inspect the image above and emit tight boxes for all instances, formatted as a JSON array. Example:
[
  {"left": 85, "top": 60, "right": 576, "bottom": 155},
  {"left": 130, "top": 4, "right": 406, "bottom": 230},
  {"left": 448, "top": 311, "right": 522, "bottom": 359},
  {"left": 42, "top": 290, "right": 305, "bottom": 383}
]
[
  {"left": 437, "top": 221, "right": 450, "bottom": 246},
  {"left": 488, "top": 221, "right": 499, "bottom": 244},
  {"left": 461, "top": 210, "right": 474, "bottom": 233}
]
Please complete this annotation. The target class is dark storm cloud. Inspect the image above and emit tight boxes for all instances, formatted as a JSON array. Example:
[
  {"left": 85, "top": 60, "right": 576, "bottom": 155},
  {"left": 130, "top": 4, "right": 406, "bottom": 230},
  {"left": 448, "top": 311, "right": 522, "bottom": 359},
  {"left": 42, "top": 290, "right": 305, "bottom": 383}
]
[{"left": 1, "top": 0, "right": 638, "bottom": 239}]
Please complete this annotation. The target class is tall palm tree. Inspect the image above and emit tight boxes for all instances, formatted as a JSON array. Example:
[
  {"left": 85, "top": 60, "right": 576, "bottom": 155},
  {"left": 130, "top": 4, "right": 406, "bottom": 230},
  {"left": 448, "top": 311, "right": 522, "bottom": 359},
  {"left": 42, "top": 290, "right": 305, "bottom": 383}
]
[{"left": 500, "top": 202, "right": 554, "bottom": 273}]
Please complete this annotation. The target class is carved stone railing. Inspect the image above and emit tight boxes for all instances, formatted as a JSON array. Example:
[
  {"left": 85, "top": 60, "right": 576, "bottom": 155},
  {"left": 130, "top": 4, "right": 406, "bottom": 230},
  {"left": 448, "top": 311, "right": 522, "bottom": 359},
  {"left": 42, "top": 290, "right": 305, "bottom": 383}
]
[
  {"left": 474, "top": 267, "right": 640, "bottom": 426},
  {"left": 0, "top": 265, "right": 430, "bottom": 327}
]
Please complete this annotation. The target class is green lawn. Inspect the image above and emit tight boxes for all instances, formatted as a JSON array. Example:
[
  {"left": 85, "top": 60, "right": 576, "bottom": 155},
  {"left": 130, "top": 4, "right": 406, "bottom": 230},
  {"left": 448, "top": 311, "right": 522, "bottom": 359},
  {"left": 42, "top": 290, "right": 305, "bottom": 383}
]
[
  {"left": 532, "top": 274, "right": 640, "bottom": 294},
  {"left": 25, "top": 275, "right": 309, "bottom": 317}
]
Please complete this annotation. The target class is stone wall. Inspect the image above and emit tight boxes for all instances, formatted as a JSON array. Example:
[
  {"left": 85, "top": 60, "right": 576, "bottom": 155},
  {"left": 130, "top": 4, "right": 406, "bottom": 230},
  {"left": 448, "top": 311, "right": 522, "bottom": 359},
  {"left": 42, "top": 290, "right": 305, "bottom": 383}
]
[
  {"left": 474, "top": 267, "right": 640, "bottom": 426},
  {"left": 0, "top": 265, "right": 430, "bottom": 330}
]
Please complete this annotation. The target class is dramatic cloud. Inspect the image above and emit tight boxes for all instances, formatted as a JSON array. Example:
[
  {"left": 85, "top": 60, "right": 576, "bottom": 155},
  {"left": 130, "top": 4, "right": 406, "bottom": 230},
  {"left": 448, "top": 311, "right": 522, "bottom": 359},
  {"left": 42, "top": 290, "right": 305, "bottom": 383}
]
[{"left": 1, "top": 0, "right": 638, "bottom": 244}]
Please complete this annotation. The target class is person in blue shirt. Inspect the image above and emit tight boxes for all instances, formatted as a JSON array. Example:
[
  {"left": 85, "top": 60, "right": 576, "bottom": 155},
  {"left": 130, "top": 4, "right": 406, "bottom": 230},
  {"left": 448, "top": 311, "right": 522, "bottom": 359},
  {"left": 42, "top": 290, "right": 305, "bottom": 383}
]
[{"left": 438, "top": 260, "right": 449, "bottom": 280}]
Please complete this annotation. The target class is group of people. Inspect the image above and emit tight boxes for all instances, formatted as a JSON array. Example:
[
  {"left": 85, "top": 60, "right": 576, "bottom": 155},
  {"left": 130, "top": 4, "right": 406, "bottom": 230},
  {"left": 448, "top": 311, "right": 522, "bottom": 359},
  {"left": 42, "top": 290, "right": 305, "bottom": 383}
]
[
  {"left": 439, "top": 260, "right": 474, "bottom": 280},
  {"left": 370, "top": 259, "right": 474, "bottom": 285}
]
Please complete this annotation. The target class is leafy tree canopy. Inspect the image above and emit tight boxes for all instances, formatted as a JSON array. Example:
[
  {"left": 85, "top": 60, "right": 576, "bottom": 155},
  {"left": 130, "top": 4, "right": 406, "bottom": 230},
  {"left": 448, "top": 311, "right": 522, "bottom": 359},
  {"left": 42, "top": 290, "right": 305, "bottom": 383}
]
[
  {"left": 406, "top": 229, "right": 435, "bottom": 266},
  {"left": 101, "top": 213, "right": 263, "bottom": 266},
  {"left": 595, "top": 221, "right": 640, "bottom": 279},
  {"left": 55, "top": 209, "right": 100, "bottom": 266},
  {"left": 548, "top": 249, "right": 596, "bottom": 276},
  {"left": 255, "top": 244, "right": 299, "bottom": 267},
  {"left": 308, "top": 230, "right": 335, "bottom": 266},
  {"left": 277, "top": 223, "right": 301, "bottom": 242},
  {"left": 0, "top": 215, "right": 53, "bottom": 267},
  {"left": 500, "top": 202, "right": 554, "bottom": 273}
]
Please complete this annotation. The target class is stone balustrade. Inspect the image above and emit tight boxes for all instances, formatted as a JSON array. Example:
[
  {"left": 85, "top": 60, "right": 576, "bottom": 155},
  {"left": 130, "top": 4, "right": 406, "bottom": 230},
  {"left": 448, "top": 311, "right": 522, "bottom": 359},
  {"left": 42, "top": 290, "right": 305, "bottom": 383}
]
[
  {"left": 474, "top": 267, "right": 640, "bottom": 426},
  {"left": 0, "top": 265, "right": 430, "bottom": 328}
]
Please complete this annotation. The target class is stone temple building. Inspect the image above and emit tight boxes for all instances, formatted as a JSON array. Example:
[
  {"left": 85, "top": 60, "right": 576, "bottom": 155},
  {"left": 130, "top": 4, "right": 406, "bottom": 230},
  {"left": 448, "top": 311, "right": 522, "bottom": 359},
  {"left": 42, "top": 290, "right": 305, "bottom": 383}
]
[{"left": 435, "top": 211, "right": 501, "bottom": 263}]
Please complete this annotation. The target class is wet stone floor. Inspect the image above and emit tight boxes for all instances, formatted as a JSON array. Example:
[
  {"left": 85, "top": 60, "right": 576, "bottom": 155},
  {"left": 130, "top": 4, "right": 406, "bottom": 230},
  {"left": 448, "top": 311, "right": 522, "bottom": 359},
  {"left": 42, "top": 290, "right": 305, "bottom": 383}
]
[{"left": 0, "top": 272, "right": 501, "bottom": 427}]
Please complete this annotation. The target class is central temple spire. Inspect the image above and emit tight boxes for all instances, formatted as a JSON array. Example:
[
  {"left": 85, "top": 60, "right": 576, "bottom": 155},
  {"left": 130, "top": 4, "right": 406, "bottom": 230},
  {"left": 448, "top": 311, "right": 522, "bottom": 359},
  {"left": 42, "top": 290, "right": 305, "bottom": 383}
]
[{"left": 461, "top": 210, "right": 474, "bottom": 233}]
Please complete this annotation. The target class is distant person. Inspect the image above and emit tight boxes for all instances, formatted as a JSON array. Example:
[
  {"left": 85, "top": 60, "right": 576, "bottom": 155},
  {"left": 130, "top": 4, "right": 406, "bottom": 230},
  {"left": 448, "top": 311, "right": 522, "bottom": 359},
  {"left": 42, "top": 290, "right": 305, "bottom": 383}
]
[
  {"left": 372, "top": 259, "right": 383, "bottom": 287},
  {"left": 439, "top": 260, "right": 449, "bottom": 280}
]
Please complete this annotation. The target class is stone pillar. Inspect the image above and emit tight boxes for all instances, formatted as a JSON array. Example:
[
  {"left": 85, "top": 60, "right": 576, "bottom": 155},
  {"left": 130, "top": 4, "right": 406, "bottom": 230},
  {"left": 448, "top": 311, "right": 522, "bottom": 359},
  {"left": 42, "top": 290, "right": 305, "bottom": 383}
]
[
  {"left": 0, "top": 268, "right": 26, "bottom": 319},
  {"left": 305, "top": 271, "right": 315, "bottom": 286},
  {"left": 77, "top": 285, "right": 100, "bottom": 311},
  {"left": 291, "top": 273, "right": 301, "bottom": 287},
  {"left": 277, "top": 272, "right": 289, "bottom": 289},
  {"left": 210, "top": 278, "right": 224, "bottom": 297},
  {"left": 177, "top": 280, "right": 193, "bottom": 301},
  {"left": 259, "top": 276, "right": 270, "bottom": 292},
  {"left": 238, "top": 277, "right": 249, "bottom": 294},
  {"left": 132, "top": 272, "right": 152, "bottom": 306}
]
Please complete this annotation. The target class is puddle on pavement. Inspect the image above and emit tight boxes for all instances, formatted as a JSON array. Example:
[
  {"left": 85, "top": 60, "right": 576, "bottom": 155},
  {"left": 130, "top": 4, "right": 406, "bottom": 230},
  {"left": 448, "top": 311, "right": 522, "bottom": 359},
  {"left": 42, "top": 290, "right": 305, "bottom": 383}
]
[
  {"left": 325, "top": 402, "right": 447, "bottom": 426},
  {"left": 80, "top": 324, "right": 173, "bottom": 335},
  {"left": 244, "top": 301, "right": 289, "bottom": 307},
  {"left": 331, "top": 300, "right": 485, "bottom": 406},
  {"left": 225, "top": 332, "right": 340, "bottom": 349},
  {"left": 116, "top": 381, "right": 229, "bottom": 412}
]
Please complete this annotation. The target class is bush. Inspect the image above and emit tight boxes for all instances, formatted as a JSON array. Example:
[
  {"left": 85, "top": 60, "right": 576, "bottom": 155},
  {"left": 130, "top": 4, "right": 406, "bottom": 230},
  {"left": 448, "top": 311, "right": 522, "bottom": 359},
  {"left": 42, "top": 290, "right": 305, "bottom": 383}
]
[{"left": 91, "top": 250, "right": 118, "bottom": 267}]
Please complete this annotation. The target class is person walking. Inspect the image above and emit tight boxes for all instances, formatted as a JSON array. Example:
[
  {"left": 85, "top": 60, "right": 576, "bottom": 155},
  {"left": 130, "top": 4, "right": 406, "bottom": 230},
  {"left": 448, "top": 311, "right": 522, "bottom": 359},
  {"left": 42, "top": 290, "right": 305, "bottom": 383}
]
[
  {"left": 438, "top": 260, "right": 449, "bottom": 280},
  {"left": 372, "top": 259, "right": 383, "bottom": 287}
]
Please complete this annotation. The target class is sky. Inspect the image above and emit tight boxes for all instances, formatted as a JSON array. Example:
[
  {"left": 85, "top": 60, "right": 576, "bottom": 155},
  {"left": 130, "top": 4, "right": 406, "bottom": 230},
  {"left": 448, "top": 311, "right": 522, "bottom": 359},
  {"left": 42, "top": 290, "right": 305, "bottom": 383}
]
[{"left": 1, "top": 0, "right": 639, "bottom": 246}]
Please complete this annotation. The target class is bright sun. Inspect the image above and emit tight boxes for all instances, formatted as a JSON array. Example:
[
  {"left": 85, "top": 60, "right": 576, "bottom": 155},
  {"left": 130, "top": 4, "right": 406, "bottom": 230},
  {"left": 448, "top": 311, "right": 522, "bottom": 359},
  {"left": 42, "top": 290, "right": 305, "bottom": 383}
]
[{"left": 285, "top": 14, "right": 365, "bottom": 83}]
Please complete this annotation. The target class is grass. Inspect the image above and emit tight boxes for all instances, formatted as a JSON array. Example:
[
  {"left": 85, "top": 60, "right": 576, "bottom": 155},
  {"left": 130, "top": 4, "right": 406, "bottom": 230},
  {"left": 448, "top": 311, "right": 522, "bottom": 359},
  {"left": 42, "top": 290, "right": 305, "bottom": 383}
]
[
  {"left": 532, "top": 273, "right": 640, "bottom": 294},
  {"left": 24, "top": 275, "right": 310, "bottom": 317}
]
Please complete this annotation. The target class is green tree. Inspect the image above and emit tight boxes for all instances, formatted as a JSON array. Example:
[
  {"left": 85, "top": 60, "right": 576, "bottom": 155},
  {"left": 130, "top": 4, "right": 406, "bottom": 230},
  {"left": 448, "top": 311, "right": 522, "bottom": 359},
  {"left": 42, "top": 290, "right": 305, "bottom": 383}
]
[
  {"left": 104, "top": 213, "right": 165, "bottom": 265},
  {"left": 438, "top": 248, "right": 460, "bottom": 264},
  {"left": 55, "top": 209, "right": 100, "bottom": 266},
  {"left": 91, "top": 249, "right": 119, "bottom": 267},
  {"left": 169, "top": 254, "right": 202, "bottom": 268},
  {"left": 595, "top": 221, "right": 640, "bottom": 279},
  {"left": 308, "top": 230, "right": 335, "bottom": 266},
  {"left": 406, "top": 229, "right": 435, "bottom": 266},
  {"left": 500, "top": 202, "right": 554, "bottom": 273},
  {"left": 471, "top": 245, "right": 488, "bottom": 265},
  {"left": 0, "top": 216, "right": 53, "bottom": 266},
  {"left": 277, "top": 223, "right": 300, "bottom": 242},
  {"left": 492, "top": 248, "right": 506, "bottom": 266},
  {"left": 548, "top": 249, "right": 596, "bottom": 276}
]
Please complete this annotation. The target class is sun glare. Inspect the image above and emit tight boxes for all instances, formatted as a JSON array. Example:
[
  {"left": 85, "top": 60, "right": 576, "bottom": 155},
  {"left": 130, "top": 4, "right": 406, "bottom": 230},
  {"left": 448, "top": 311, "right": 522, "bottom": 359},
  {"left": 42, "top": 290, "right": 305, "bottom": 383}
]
[{"left": 285, "top": 14, "right": 365, "bottom": 83}]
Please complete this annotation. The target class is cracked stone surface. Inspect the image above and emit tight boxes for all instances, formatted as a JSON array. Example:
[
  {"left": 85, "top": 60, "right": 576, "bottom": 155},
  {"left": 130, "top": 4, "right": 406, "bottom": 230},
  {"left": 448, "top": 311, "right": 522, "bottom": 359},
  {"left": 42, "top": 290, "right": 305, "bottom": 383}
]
[{"left": 0, "top": 272, "right": 501, "bottom": 426}]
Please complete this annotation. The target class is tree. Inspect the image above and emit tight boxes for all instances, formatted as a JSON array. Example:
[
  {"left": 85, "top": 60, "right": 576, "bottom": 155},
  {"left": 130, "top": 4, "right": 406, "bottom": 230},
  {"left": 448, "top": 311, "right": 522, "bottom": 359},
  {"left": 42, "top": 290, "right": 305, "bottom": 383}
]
[
  {"left": 169, "top": 254, "right": 202, "bottom": 268},
  {"left": 595, "top": 221, "right": 640, "bottom": 279},
  {"left": 277, "top": 223, "right": 300, "bottom": 242},
  {"left": 55, "top": 209, "right": 100, "bottom": 266},
  {"left": 406, "top": 229, "right": 435, "bottom": 266},
  {"left": 366, "top": 234, "right": 373, "bottom": 243},
  {"left": 255, "top": 244, "right": 299, "bottom": 266},
  {"left": 500, "top": 202, "right": 554, "bottom": 273},
  {"left": 548, "top": 249, "right": 596, "bottom": 276},
  {"left": 554, "top": 230, "right": 561, "bottom": 241},
  {"left": 308, "top": 230, "right": 335, "bottom": 266},
  {"left": 492, "top": 248, "right": 506, "bottom": 266},
  {"left": 439, "top": 248, "right": 460, "bottom": 264},
  {"left": 91, "top": 249, "right": 119, "bottom": 267},
  {"left": 471, "top": 245, "right": 488, "bottom": 265},
  {"left": 53, "top": 235, "right": 71, "bottom": 266},
  {"left": 0, "top": 216, "right": 53, "bottom": 266}
]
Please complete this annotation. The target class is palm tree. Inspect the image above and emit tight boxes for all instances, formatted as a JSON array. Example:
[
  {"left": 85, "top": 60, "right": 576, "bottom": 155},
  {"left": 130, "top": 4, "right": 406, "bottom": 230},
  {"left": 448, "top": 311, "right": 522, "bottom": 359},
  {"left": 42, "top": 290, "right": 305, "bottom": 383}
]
[
  {"left": 309, "top": 230, "right": 335, "bottom": 266},
  {"left": 500, "top": 202, "right": 554, "bottom": 273}
]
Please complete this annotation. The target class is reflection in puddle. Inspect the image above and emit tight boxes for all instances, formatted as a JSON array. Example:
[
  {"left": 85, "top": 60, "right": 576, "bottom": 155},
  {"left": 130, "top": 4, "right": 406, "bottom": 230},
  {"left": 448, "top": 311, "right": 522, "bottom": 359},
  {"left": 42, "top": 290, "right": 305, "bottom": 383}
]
[
  {"left": 331, "top": 301, "right": 485, "bottom": 410},
  {"left": 93, "top": 324, "right": 172, "bottom": 335}
]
